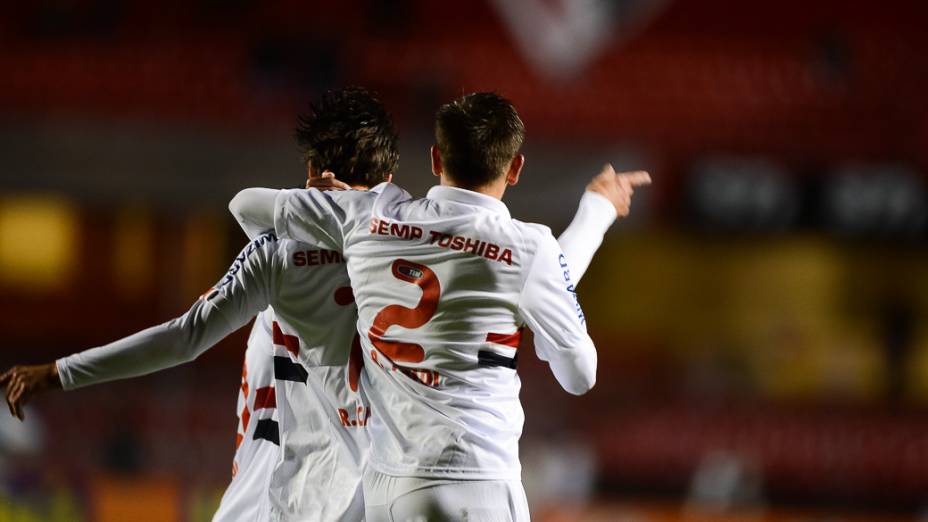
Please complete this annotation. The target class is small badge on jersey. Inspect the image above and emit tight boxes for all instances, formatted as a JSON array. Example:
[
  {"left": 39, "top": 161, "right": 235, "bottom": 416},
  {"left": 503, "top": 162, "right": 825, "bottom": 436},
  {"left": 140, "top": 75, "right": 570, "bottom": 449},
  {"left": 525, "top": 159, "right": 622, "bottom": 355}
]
[{"left": 396, "top": 264, "right": 424, "bottom": 280}]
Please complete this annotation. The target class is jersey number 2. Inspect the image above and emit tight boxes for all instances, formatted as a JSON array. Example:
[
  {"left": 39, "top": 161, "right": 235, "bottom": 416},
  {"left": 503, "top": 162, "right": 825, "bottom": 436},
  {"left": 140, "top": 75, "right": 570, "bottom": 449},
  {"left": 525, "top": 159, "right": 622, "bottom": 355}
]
[{"left": 367, "top": 259, "right": 440, "bottom": 363}]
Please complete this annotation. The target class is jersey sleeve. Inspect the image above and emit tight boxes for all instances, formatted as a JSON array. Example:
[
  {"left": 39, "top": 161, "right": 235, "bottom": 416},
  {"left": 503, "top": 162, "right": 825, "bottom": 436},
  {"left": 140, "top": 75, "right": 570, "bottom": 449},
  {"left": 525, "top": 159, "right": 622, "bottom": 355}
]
[
  {"left": 229, "top": 187, "right": 374, "bottom": 251},
  {"left": 271, "top": 188, "right": 350, "bottom": 251},
  {"left": 518, "top": 232, "right": 598, "bottom": 395},
  {"left": 557, "top": 191, "right": 616, "bottom": 284},
  {"left": 228, "top": 188, "right": 279, "bottom": 240},
  {"left": 203, "top": 232, "right": 281, "bottom": 325},
  {"left": 56, "top": 233, "right": 281, "bottom": 390}
]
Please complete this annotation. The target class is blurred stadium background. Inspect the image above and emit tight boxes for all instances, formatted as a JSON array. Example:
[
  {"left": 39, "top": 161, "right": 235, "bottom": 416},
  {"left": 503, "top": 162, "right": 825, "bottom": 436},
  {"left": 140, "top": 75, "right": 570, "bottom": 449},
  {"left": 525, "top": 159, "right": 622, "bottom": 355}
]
[{"left": 1, "top": 0, "right": 927, "bottom": 520}]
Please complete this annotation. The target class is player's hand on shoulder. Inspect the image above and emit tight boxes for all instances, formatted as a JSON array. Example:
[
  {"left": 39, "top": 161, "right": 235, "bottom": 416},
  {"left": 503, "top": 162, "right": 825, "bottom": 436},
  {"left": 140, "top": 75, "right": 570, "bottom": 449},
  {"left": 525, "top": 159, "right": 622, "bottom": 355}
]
[
  {"left": 306, "top": 171, "right": 351, "bottom": 191},
  {"left": 586, "top": 164, "right": 651, "bottom": 217},
  {"left": 0, "top": 363, "right": 61, "bottom": 421}
]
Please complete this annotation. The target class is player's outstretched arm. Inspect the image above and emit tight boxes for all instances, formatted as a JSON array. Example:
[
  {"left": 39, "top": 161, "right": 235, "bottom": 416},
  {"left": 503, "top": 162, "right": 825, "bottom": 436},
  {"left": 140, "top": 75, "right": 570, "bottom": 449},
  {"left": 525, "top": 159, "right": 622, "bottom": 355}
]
[
  {"left": 0, "top": 297, "right": 234, "bottom": 422},
  {"left": 557, "top": 165, "right": 650, "bottom": 284},
  {"left": 1, "top": 234, "right": 281, "bottom": 421},
  {"left": 519, "top": 234, "right": 598, "bottom": 395},
  {"left": 230, "top": 182, "right": 367, "bottom": 252},
  {"left": 55, "top": 298, "right": 244, "bottom": 391}
]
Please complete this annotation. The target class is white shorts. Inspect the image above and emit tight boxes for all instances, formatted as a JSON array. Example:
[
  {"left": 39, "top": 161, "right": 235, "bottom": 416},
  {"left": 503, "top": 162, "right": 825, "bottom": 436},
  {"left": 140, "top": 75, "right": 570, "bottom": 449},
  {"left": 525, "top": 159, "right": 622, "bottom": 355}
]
[{"left": 362, "top": 468, "right": 531, "bottom": 522}]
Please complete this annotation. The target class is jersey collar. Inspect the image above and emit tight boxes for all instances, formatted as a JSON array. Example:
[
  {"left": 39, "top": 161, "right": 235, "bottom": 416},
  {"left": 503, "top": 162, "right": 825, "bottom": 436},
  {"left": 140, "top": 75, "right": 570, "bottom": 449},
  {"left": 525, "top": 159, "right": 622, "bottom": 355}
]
[
  {"left": 369, "top": 182, "right": 390, "bottom": 193},
  {"left": 426, "top": 185, "right": 511, "bottom": 218}
]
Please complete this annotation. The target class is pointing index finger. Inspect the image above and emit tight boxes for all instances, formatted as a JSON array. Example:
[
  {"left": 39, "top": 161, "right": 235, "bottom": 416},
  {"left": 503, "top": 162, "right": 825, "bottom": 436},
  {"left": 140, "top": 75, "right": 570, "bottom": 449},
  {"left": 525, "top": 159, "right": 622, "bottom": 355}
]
[{"left": 617, "top": 171, "right": 652, "bottom": 187}]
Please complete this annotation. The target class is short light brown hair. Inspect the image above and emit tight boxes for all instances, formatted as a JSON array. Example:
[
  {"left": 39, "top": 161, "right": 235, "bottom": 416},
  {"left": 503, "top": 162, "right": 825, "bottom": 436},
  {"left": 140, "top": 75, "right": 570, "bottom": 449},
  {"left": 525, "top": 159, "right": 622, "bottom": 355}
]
[{"left": 435, "top": 92, "right": 525, "bottom": 188}]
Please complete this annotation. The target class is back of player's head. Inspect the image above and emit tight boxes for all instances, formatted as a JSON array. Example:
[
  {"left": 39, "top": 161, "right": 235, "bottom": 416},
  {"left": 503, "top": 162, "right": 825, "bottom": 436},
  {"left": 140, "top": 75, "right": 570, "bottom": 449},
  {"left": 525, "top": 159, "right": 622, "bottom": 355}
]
[
  {"left": 295, "top": 86, "right": 399, "bottom": 188},
  {"left": 434, "top": 92, "right": 525, "bottom": 188}
]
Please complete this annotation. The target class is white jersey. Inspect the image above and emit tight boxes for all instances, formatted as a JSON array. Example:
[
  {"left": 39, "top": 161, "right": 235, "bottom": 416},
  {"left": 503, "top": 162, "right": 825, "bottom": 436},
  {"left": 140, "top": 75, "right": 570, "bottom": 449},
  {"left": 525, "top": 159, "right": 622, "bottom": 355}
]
[
  {"left": 56, "top": 233, "right": 368, "bottom": 521},
  {"left": 55, "top": 185, "right": 614, "bottom": 519},
  {"left": 212, "top": 312, "right": 277, "bottom": 522},
  {"left": 200, "top": 233, "right": 369, "bottom": 522},
  {"left": 251, "top": 183, "right": 610, "bottom": 480}
]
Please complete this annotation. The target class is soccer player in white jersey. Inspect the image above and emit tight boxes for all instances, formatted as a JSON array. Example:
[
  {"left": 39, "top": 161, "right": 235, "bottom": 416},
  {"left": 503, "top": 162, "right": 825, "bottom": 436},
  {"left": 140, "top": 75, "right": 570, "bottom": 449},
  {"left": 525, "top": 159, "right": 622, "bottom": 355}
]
[
  {"left": 229, "top": 91, "right": 651, "bottom": 521},
  {"left": 1, "top": 89, "right": 641, "bottom": 521},
  {"left": 0, "top": 87, "right": 402, "bottom": 521}
]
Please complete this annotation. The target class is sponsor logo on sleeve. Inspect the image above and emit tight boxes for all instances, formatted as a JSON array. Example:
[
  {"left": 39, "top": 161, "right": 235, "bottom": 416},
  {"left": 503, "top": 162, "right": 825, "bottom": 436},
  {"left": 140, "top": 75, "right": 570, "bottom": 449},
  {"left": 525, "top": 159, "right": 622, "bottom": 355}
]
[
  {"left": 559, "top": 254, "right": 585, "bottom": 324},
  {"left": 213, "top": 232, "right": 277, "bottom": 292}
]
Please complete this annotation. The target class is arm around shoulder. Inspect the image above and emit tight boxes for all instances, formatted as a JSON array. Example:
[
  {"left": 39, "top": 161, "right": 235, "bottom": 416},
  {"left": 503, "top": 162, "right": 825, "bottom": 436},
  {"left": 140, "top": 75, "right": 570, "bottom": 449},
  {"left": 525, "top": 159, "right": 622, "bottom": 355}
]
[{"left": 229, "top": 188, "right": 280, "bottom": 240}]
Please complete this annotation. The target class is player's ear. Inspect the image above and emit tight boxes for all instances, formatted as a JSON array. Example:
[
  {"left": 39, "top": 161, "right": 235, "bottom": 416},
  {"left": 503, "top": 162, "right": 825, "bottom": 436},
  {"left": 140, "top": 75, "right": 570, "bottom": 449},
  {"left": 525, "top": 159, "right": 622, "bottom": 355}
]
[
  {"left": 384, "top": 173, "right": 393, "bottom": 184},
  {"left": 430, "top": 146, "right": 443, "bottom": 178},
  {"left": 506, "top": 154, "right": 524, "bottom": 186}
]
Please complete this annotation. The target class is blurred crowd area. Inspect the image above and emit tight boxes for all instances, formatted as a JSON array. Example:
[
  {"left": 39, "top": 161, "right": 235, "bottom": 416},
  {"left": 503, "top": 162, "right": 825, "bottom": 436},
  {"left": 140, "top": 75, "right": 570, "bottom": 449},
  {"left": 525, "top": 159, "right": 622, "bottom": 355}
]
[{"left": 1, "top": 0, "right": 927, "bottom": 520}]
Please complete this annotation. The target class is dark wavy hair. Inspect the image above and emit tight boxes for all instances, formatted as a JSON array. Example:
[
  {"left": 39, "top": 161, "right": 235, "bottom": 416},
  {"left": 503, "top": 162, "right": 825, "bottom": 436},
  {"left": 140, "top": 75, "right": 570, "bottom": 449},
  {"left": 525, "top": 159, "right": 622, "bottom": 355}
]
[
  {"left": 295, "top": 86, "right": 399, "bottom": 187},
  {"left": 434, "top": 92, "right": 525, "bottom": 188}
]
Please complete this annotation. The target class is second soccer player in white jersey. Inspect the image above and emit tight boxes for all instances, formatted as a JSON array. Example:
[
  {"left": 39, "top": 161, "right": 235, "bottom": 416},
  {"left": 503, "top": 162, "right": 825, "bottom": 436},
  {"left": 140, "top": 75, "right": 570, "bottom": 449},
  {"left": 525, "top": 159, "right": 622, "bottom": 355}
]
[
  {"left": 1, "top": 87, "right": 404, "bottom": 522},
  {"left": 230, "top": 92, "right": 651, "bottom": 520},
  {"left": 2, "top": 89, "right": 640, "bottom": 521}
]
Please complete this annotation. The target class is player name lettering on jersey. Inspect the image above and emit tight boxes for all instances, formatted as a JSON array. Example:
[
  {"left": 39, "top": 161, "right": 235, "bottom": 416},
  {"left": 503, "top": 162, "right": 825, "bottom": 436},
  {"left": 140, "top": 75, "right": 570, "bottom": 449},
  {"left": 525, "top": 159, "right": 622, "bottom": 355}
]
[
  {"left": 292, "top": 249, "right": 344, "bottom": 266},
  {"left": 369, "top": 350, "right": 443, "bottom": 388},
  {"left": 337, "top": 405, "right": 371, "bottom": 427},
  {"left": 369, "top": 217, "right": 514, "bottom": 265}
]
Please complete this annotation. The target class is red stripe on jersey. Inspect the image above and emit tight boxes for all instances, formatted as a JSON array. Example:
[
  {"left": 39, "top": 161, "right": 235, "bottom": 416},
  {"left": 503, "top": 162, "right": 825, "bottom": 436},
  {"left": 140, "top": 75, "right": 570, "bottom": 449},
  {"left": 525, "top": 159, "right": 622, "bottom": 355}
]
[
  {"left": 348, "top": 334, "right": 363, "bottom": 392},
  {"left": 485, "top": 330, "right": 522, "bottom": 349},
  {"left": 272, "top": 321, "right": 300, "bottom": 357},
  {"left": 240, "top": 358, "right": 249, "bottom": 396},
  {"left": 254, "top": 386, "right": 276, "bottom": 410},
  {"left": 241, "top": 406, "right": 250, "bottom": 432},
  {"left": 235, "top": 434, "right": 243, "bottom": 451}
]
